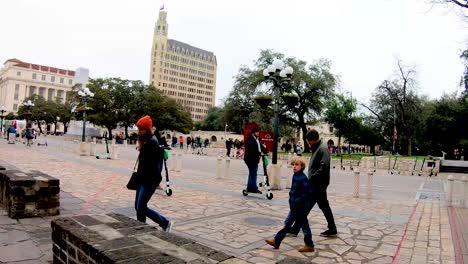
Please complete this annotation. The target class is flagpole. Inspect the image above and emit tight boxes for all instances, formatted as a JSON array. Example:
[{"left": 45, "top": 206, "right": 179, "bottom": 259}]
[{"left": 393, "top": 102, "right": 396, "bottom": 155}]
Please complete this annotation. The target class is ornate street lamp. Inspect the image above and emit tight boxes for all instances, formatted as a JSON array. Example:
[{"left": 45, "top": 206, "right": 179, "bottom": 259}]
[
  {"left": 23, "top": 100, "right": 35, "bottom": 127},
  {"left": 77, "top": 87, "right": 94, "bottom": 142},
  {"left": 260, "top": 59, "right": 294, "bottom": 164},
  {"left": 0, "top": 106, "right": 7, "bottom": 134}
]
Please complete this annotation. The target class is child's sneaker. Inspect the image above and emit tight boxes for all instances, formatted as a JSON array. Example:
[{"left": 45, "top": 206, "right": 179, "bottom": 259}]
[
  {"left": 298, "top": 245, "right": 315, "bottom": 252},
  {"left": 165, "top": 220, "right": 174, "bottom": 233},
  {"left": 265, "top": 239, "right": 279, "bottom": 249}
]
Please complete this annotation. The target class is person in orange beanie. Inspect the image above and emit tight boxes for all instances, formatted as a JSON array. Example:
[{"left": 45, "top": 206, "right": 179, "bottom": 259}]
[{"left": 133, "top": 115, "right": 173, "bottom": 232}]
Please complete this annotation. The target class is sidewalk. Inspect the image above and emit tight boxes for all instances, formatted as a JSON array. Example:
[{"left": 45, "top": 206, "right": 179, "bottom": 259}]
[{"left": 0, "top": 138, "right": 462, "bottom": 263}]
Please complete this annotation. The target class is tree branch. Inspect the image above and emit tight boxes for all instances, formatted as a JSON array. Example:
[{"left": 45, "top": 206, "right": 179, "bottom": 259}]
[
  {"left": 360, "top": 103, "right": 392, "bottom": 125},
  {"left": 450, "top": 0, "right": 468, "bottom": 8}
]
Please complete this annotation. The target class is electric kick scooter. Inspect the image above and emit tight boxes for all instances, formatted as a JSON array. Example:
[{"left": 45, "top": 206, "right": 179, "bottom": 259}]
[
  {"left": 162, "top": 148, "right": 173, "bottom": 196},
  {"left": 242, "top": 154, "right": 273, "bottom": 200},
  {"left": 417, "top": 158, "right": 426, "bottom": 176},
  {"left": 390, "top": 156, "right": 400, "bottom": 174},
  {"left": 411, "top": 157, "right": 418, "bottom": 175},
  {"left": 96, "top": 132, "right": 111, "bottom": 159}
]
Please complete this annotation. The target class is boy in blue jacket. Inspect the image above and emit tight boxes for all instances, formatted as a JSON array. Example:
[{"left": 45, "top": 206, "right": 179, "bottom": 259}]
[{"left": 266, "top": 157, "right": 315, "bottom": 252}]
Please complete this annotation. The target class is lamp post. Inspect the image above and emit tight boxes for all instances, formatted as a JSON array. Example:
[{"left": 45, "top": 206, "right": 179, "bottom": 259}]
[
  {"left": 261, "top": 59, "right": 294, "bottom": 165},
  {"left": 23, "top": 100, "right": 35, "bottom": 127},
  {"left": 0, "top": 106, "right": 7, "bottom": 134},
  {"left": 77, "top": 87, "right": 94, "bottom": 142}
]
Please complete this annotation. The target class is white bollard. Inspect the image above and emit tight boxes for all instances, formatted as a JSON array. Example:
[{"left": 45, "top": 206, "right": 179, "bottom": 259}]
[
  {"left": 224, "top": 158, "right": 231, "bottom": 178},
  {"left": 285, "top": 164, "right": 292, "bottom": 189},
  {"left": 353, "top": 171, "right": 360, "bottom": 198},
  {"left": 447, "top": 175, "right": 454, "bottom": 206},
  {"left": 462, "top": 176, "right": 468, "bottom": 208},
  {"left": 216, "top": 157, "right": 223, "bottom": 179},
  {"left": 90, "top": 138, "right": 96, "bottom": 156},
  {"left": 367, "top": 172, "right": 374, "bottom": 199},
  {"left": 170, "top": 153, "right": 176, "bottom": 171},
  {"left": 176, "top": 153, "right": 182, "bottom": 172},
  {"left": 124, "top": 139, "right": 127, "bottom": 148},
  {"left": 111, "top": 144, "right": 119, "bottom": 159}
]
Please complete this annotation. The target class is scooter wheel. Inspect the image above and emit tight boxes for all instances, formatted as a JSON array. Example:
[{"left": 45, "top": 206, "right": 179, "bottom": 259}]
[
  {"left": 242, "top": 189, "right": 248, "bottom": 196},
  {"left": 266, "top": 192, "right": 273, "bottom": 200},
  {"left": 166, "top": 189, "right": 173, "bottom": 196}
]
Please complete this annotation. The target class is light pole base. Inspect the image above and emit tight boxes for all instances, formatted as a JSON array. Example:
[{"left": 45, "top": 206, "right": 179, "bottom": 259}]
[
  {"left": 78, "top": 142, "right": 89, "bottom": 156},
  {"left": 269, "top": 164, "right": 282, "bottom": 190}
]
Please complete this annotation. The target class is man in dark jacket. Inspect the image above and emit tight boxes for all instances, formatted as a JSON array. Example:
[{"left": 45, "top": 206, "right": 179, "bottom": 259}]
[
  {"left": 289, "top": 129, "right": 337, "bottom": 237},
  {"left": 244, "top": 127, "right": 266, "bottom": 193}
]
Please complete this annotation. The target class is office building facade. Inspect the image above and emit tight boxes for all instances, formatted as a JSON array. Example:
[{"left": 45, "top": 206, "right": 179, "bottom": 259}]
[{"left": 149, "top": 10, "right": 217, "bottom": 121}]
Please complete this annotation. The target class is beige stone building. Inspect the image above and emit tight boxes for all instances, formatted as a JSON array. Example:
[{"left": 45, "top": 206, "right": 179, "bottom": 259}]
[
  {"left": 149, "top": 10, "right": 217, "bottom": 122},
  {"left": 0, "top": 58, "right": 75, "bottom": 113}
]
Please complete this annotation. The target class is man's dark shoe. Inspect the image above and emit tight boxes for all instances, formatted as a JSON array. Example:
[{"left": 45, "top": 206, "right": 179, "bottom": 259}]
[
  {"left": 320, "top": 230, "right": 337, "bottom": 237},
  {"left": 255, "top": 190, "right": 263, "bottom": 194},
  {"left": 265, "top": 239, "right": 279, "bottom": 249}
]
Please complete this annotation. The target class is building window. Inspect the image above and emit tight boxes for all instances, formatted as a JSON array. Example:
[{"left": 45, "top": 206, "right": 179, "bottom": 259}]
[
  {"left": 14, "top": 84, "right": 19, "bottom": 100},
  {"left": 68, "top": 79, "right": 72, "bottom": 85},
  {"left": 42, "top": 75, "right": 46, "bottom": 81},
  {"left": 39, "top": 87, "right": 46, "bottom": 98},
  {"left": 32, "top": 73, "right": 37, "bottom": 79},
  {"left": 329, "top": 126, "right": 334, "bottom": 133},
  {"left": 57, "top": 90, "right": 64, "bottom": 103},
  {"left": 51, "top": 76, "right": 55, "bottom": 82},
  {"left": 13, "top": 104, "right": 18, "bottom": 111},
  {"left": 48, "top": 89, "right": 54, "bottom": 101},
  {"left": 17, "top": 71, "right": 21, "bottom": 76},
  {"left": 60, "top": 78, "right": 64, "bottom": 84}
]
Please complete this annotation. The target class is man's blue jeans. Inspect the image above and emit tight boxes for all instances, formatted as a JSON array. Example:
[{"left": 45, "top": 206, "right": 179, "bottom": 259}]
[
  {"left": 135, "top": 183, "right": 169, "bottom": 229},
  {"left": 246, "top": 162, "right": 259, "bottom": 192},
  {"left": 275, "top": 201, "right": 313, "bottom": 247}
]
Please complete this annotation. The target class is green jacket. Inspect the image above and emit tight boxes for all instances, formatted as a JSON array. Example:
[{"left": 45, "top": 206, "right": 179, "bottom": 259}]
[{"left": 307, "top": 140, "right": 331, "bottom": 189}]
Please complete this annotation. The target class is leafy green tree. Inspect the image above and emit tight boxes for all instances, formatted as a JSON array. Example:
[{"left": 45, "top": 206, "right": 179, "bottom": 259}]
[
  {"left": 324, "top": 93, "right": 361, "bottom": 154},
  {"left": 196, "top": 107, "right": 225, "bottom": 131},
  {"left": 362, "top": 61, "right": 423, "bottom": 155},
  {"left": 225, "top": 50, "right": 337, "bottom": 150}
]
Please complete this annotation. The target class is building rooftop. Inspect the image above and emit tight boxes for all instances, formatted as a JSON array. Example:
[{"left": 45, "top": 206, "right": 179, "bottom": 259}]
[
  {"left": 167, "top": 39, "right": 217, "bottom": 64},
  {"left": 3, "top": 58, "right": 75, "bottom": 76}
]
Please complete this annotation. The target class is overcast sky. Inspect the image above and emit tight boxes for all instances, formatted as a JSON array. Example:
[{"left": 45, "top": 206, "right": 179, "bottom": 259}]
[{"left": 1, "top": 0, "right": 466, "bottom": 105}]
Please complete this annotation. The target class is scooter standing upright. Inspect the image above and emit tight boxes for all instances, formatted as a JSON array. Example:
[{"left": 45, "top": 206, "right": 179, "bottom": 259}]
[
  {"left": 411, "top": 157, "right": 418, "bottom": 175},
  {"left": 162, "top": 149, "right": 172, "bottom": 196},
  {"left": 417, "top": 158, "right": 426, "bottom": 176},
  {"left": 96, "top": 133, "right": 111, "bottom": 159},
  {"left": 242, "top": 154, "right": 273, "bottom": 200},
  {"left": 390, "top": 156, "right": 400, "bottom": 175}
]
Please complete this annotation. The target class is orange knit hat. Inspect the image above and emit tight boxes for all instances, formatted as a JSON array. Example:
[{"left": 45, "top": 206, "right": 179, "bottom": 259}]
[{"left": 136, "top": 115, "right": 152, "bottom": 131}]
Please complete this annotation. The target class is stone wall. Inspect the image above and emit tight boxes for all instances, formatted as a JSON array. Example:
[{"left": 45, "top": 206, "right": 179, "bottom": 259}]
[
  {"left": 52, "top": 213, "right": 247, "bottom": 264},
  {"left": 0, "top": 169, "right": 60, "bottom": 219}
]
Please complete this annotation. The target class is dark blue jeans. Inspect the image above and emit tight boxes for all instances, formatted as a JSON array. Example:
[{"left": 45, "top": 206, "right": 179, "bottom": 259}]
[
  {"left": 289, "top": 188, "right": 337, "bottom": 234},
  {"left": 135, "top": 183, "right": 169, "bottom": 229},
  {"left": 245, "top": 162, "right": 259, "bottom": 192},
  {"left": 275, "top": 201, "right": 313, "bottom": 247}
]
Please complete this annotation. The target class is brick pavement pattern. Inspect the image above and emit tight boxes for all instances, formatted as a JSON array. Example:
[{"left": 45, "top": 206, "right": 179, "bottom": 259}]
[{"left": 0, "top": 137, "right": 462, "bottom": 263}]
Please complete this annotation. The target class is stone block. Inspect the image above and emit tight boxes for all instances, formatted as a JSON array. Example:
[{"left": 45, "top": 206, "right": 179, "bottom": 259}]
[
  {"left": 52, "top": 213, "right": 242, "bottom": 263},
  {"left": 0, "top": 170, "right": 60, "bottom": 219}
]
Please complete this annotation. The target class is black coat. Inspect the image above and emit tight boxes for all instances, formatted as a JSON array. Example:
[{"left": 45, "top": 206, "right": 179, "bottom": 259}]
[
  {"left": 137, "top": 138, "right": 163, "bottom": 186},
  {"left": 244, "top": 134, "right": 266, "bottom": 165}
]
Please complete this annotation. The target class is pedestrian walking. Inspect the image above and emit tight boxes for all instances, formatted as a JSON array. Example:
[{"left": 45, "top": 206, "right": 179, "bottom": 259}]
[
  {"left": 179, "top": 136, "right": 184, "bottom": 149},
  {"left": 265, "top": 157, "right": 315, "bottom": 252},
  {"left": 288, "top": 129, "right": 337, "bottom": 237},
  {"left": 244, "top": 127, "right": 266, "bottom": 193},
  {"left": 133, "top": 115, "right": 173, "bottom": 232},
  {"left": 226, "top": 138, "right": 233, "bottom": 157}
]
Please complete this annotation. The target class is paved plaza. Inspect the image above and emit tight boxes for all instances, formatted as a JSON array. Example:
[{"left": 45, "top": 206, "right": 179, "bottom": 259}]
[{"left": 0, "top": 137, "right": 467, "bottom": 263}]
